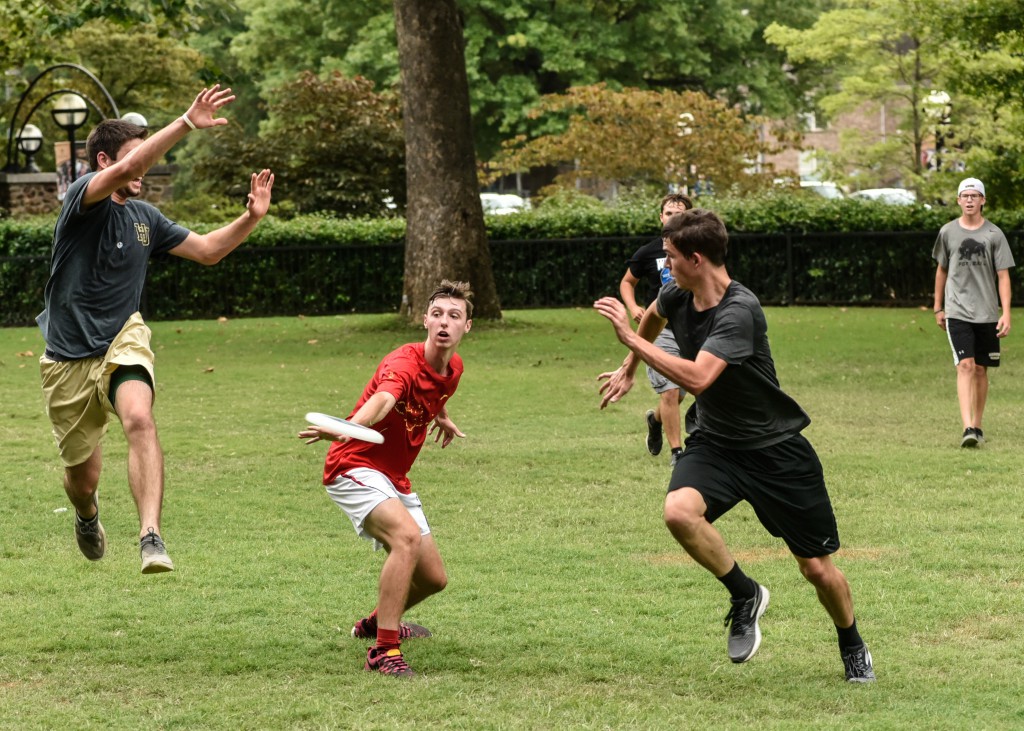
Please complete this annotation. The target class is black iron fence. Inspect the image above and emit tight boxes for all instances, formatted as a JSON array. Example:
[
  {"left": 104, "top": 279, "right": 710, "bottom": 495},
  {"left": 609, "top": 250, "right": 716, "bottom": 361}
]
[{"left": 4, "top": 230, "right": 1021, "bottom": 326}]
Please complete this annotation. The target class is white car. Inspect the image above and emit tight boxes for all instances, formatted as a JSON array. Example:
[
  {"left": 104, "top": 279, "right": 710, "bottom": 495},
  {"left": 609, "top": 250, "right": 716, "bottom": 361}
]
[
  {"left": 849, "top": 188, "right": 918, "bottom": 205},
  {"left": 799, "top": 180, "right": 845, "bottom": 199},
  {"left": 480, "top": 193, "right": 530, "bottom": 215}
]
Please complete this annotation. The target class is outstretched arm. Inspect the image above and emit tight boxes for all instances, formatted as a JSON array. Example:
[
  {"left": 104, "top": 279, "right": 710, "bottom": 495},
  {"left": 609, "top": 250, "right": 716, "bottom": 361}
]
[
  {"left": 595, "top": 299, "right": 666, "bottom": 408},
  {"left": 299, "top": 391, "right": 397, "bottom": 444},
  {"left": 170, "top": 169, "right": 274, "bottom": 265},
  {"left": 430, "top": 406, "right": 465, "bottom": 448},
  {"left": 594, "top": 296, "right": 727, "bottom": 404},
  {"left": 83, "top": 85, "right": 236, "bottom": 207}
]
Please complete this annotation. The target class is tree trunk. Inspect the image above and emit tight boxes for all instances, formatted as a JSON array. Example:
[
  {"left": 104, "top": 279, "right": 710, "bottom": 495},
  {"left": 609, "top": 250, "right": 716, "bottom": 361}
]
[{"left": 393, "top": 0, "right": 501, "bottom": 320}]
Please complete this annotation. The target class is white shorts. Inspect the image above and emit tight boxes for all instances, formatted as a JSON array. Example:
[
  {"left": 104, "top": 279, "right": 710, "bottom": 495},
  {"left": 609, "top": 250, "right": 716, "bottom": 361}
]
[{"left": 325, "top": 468, "right": 430, "bottom": 551}]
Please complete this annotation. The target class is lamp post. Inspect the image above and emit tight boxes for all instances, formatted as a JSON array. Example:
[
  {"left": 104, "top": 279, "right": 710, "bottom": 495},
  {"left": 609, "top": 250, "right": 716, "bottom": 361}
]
[
  {"left": 121, "top": 112, "right": 148, "bottom": 128},
  {"left": 923, "top": 90, "right": 952, "bottom": 173},
  {"left": 52, "top": 92, "right": 89, "bottom": 183},
  {"left": 16, "top": 124, "right": 43, "bottom": 172}
]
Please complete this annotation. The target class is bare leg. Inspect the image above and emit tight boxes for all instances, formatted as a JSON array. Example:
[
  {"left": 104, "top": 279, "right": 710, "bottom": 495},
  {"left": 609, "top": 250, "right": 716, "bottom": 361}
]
[
  {"left": 65, "top": 446, "right": 103, "bottom": 517},
  {"left": 659, "top": 388, "right": 683, "bottom": 451},
  {"left": 363, "top": 499, "right": 424, "bottom": 632},
  {"left": 955, "top": 358, "right": 977, "bottom": 429},
  {"left": 794, "top": 554, "right": 854, "bottom": 627},
  {"left": 663, "top": 487, "right": 735, "bottom": 577},
  {"left": 404, "top": 533, "right": 448, "bottom": 611},
  {"left": 973, "top": 364, "right": 989, "bottom": 431},
  {"left": 114, "top": 380, "right": 164, "bottom": 538}
]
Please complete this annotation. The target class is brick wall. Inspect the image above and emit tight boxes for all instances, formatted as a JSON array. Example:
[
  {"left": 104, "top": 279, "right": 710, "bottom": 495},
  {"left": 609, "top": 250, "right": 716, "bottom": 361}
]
[{"left": 0, "top": 165, "right": 176, "bottom": 217}]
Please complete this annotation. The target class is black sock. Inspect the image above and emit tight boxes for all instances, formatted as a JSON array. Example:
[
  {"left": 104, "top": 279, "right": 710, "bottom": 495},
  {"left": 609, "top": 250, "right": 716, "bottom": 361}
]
[
  {"left": 717, "top": 562, "right": 757, "bottom": 600},
  {"left": 76, "top": 510, "right": 98, "bottom": 524},
  {"left": 836, "top": 619, "right": 863, "bottom": 650}
]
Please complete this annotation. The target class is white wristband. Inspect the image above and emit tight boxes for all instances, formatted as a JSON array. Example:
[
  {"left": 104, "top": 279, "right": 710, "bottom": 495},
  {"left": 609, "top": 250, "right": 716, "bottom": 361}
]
[{"left": 181, "top": 113, "right": 197, "bottom": 130}]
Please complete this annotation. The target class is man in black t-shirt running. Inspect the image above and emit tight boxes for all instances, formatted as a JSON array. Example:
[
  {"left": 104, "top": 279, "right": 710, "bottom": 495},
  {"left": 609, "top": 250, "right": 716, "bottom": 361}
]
[
  {"left": 595, "top": 209, "right": 874, "bottom": 683},
  {"left": 618, "top": 193, "right": 692, "bottom": 465}
]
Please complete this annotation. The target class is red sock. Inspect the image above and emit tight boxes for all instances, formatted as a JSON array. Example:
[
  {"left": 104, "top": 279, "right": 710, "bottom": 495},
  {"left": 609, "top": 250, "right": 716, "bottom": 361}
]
[{"left": 376, "top": 627, "right": 400, "bottom": 650}]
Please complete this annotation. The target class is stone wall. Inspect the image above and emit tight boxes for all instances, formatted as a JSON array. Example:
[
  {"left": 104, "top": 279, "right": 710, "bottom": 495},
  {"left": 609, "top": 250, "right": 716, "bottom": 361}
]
[{"left": 0, "top": 164, "right": 176, "bottom": 217}]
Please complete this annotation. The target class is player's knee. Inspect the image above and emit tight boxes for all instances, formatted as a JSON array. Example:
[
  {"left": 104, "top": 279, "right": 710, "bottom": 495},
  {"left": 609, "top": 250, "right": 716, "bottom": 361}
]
[
  {"left": 389, "top": 527, "right": 422, "bottom": 556},
  {"left": 119, "top": 409, "right": 157, "bottom": 441},
  {"left": 663, "top": 498, "right": 702, "bottom": 535},
  {"left": 797, "top": 557, "right": 834, "bottom": 587}
]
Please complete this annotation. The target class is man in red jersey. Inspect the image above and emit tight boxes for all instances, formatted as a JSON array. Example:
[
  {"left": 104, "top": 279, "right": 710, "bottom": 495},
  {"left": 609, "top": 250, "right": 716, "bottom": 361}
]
[{"left": 299, "top": 280, "right": 473, "bottom": 677}]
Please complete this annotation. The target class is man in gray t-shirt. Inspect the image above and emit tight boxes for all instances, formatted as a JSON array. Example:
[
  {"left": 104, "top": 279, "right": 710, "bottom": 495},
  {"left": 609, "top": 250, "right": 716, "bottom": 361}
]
[
  {"left": 596, "top": 209, "right": 874, "bottom": 683},
  {"left": 38, "top": 85, "right": 274, "bottom": 574},
  {"left": 932, "top": 177, "right": 1014, "bottom": 448}
]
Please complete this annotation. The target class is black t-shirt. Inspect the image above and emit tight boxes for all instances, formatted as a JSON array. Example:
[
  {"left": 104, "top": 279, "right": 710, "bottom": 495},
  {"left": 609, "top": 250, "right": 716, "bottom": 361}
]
[
  {"left": 657, "top": 280, "right": 810, "bottom": 449},
  {"left": 626, "top": 237, "right": 673, "bottom": 305},
  {"left": 37, "top": 172, "right": 189, "bottom": 358}
]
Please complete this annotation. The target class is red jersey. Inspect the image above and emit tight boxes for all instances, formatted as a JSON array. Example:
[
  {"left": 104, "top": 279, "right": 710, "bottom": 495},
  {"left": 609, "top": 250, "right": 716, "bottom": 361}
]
[{"left": 323, "top": 342, "right": 464, "bottom": 493}]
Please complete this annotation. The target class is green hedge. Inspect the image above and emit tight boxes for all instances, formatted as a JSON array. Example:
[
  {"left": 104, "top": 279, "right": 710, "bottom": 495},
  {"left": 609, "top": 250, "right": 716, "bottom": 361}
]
[{"left": 4, "top": 196, "right": 1024, "bottom": 326}]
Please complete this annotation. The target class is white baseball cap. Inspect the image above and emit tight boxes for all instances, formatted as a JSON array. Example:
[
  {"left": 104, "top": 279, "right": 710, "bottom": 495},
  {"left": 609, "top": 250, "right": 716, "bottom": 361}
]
[{"left": 958, "top": 178, "right": 985, "bottom": 197}]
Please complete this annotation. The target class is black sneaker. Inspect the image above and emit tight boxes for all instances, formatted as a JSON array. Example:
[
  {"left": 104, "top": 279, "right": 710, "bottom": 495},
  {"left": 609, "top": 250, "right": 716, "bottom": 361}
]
[
  {"left": 975, "top": 428, "right": 985, "bottom": 444},
  {"left": 841, "top": 643, "right": 876, "bottom": 683},
  {"left": 139, "top": 528, "right": 174, "bottom": 574},
  {"left": 352, "top": 616, "right": 432, "bottom": 640},
  {"left": 961, "top": 428, "right": 979, "bottom": 448},
  {"left": 724, "top": 584, "right": 770, "bottom": 663},
  {"left": 74, "top": 509, "right": 106, "bottom": 561},
  {"left": 645, "top": 409, "right": 663, "bottom": 456}
]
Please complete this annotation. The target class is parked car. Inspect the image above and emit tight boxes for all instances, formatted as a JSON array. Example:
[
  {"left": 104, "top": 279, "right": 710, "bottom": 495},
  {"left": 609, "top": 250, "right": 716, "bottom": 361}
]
[
  {"left": 849, "top": 188, "right": 918, "bottom": 205},
  {"left": 799, "top": 180, "right": 845, "bottom": 199},
  {"left": 480, "top": 192, "right": 530, "bottom": 215}
]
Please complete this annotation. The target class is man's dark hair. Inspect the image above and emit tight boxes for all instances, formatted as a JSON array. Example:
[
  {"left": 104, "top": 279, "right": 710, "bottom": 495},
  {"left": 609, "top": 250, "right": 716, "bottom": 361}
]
[
  {"left": 427, "top": 279, "right": 474, "bottom": 318},
  {"left": 86, "top": 119, "right": 149, "bottom": 170},
  {"left": 662, "top": 208, "right": 729, "bottom": 266},
  {"left": 660, "top": 193, "right": 693, "bottom": 213}
]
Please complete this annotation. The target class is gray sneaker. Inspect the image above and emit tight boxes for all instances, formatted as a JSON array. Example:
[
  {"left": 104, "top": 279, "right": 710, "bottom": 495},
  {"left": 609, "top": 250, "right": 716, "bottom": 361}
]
[
  {"left": 960, "top": 428, "right": 979, "bottom": 448},
  {"left": 841, "top": 644, "right": 876, "bottom": 683},
  {"left": 140, "top": 528, "right": 174, "bottom": 574},
  {"left": 724, "top": 584, "right": 770, "bottom": 663},
  {"left": 74, "top": 510, "right": 106, "bottom": 561}
]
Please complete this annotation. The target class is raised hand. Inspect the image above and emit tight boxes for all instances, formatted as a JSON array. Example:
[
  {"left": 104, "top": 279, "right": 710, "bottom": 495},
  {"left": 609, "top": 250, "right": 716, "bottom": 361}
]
[
  {"left": 184, "top": 85, "right": 237, "bottom": 129},
  {"left": 246, "top": 169, "right": 274, "bottom": 219}
]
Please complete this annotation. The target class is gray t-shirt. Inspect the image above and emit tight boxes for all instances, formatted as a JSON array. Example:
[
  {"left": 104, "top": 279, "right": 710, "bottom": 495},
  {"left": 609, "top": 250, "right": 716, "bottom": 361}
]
[
  {"left": 657, "top": 280, "right": 810, "bottom": 449},
  {"left": 37, "top": 172, "right": 189, "bottom": 359},
  {"left": 932, "top": 219, "right": 1015, "bottom": 323}
]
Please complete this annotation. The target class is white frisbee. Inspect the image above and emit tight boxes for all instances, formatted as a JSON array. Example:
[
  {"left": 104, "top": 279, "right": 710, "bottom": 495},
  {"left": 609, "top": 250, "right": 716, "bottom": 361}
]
[{"left": 305, "top": 412, "right": 384, "bottom": 444}]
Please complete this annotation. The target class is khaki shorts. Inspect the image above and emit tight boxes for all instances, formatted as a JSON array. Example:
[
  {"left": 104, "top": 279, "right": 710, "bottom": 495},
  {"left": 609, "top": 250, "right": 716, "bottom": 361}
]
[{"left": 40, "top": 313, "right": 156, "bottom": 467}]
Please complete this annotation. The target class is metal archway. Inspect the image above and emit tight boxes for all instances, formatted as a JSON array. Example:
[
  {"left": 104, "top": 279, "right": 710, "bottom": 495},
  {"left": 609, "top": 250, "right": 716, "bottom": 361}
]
[{"left": 4, "top": 63, "right": 119, "bottom": 172}]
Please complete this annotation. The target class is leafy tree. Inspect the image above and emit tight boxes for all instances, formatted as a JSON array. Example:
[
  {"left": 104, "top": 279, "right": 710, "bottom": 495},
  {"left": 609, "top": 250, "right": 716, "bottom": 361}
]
[
  {"left": 394, "top": 0, "right": 501, "bottom": 320},
  {"left": 765, "top": 0, "right": 1024, "bottom": 206},
  {"left": 225, "top": 0, "right": 825, "bottom": 162},
  {"left": 185, "top": 71, "right": 406, "bottom": 217},
  {"left": 490, "top": 84, "right": 779, "bottom": 197}
]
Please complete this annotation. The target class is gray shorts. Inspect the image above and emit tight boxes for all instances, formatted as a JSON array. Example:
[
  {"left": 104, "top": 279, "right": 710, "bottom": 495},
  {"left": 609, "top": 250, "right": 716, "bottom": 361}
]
[{"left": 647, "top": 328, "right": 683, "bottom": 393}]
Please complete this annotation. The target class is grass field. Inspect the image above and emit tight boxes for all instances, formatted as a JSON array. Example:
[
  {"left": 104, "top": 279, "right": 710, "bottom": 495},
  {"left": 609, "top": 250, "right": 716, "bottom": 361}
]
[{"left": 1, "top": 307, "right": 1022, "bottom": 730}]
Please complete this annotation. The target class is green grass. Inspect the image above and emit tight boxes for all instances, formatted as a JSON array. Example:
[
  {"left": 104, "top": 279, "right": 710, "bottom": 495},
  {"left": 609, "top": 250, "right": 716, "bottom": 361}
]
[{"left": 1, "top": 307, "right": 1022, "bottom": 730}]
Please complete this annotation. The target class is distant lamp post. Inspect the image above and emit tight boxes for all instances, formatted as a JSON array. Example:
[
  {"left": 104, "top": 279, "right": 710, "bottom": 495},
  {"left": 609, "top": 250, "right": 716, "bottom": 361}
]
[
  {"left": 52, "top": 92, "right": 89, "bottom": 183},
  {"left": 923, "top": 90, "right": 952, "bottom": 172},
  {"left": 121, "top": 112, "right": 148, "bottom": 128},
  {"left": 16, "top": 124, "right": 43, "bottom": 172}
]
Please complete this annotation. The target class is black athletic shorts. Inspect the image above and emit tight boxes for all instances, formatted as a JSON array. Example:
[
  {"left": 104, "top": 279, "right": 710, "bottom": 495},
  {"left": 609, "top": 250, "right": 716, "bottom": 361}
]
[
  {"left": 668, "top": 431, "right": 840, "bottom": 558},
  {"left": 946, "top": 318, "right": 1001, "bottom": 367}
]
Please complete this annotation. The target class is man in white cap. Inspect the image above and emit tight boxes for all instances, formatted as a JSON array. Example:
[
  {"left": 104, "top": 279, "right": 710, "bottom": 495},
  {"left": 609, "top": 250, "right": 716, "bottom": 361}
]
[{"left": 932, "top": 178, "right": 1015, "bottom": 447}]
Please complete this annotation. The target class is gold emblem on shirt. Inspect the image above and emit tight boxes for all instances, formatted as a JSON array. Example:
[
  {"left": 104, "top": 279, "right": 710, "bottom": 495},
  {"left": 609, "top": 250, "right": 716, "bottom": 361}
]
[{"left": 134, "top": 222, "right": 150, "bottom": 247}]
